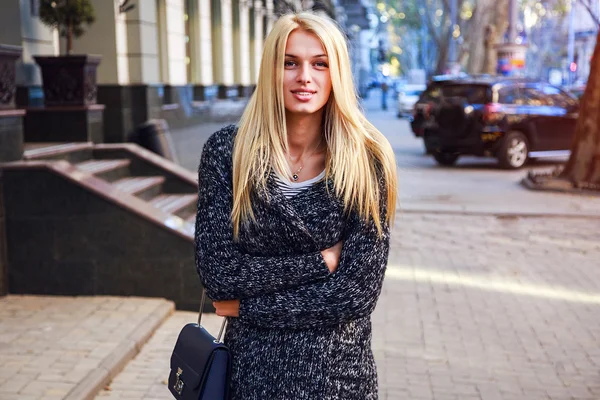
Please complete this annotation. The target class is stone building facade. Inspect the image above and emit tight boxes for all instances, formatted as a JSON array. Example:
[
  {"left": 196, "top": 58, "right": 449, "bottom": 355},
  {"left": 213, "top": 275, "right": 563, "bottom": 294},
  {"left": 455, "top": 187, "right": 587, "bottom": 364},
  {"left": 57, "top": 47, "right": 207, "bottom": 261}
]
[{"left": 0, "top": 0, "right": 372, "bottom": 142}]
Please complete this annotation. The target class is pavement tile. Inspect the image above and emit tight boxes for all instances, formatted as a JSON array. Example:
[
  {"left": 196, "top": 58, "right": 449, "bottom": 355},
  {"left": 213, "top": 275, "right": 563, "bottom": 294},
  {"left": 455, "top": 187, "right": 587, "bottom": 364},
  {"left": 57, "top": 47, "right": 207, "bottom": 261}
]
[{"left": 0, "top": 296, "right": 173, "bottom": 400}]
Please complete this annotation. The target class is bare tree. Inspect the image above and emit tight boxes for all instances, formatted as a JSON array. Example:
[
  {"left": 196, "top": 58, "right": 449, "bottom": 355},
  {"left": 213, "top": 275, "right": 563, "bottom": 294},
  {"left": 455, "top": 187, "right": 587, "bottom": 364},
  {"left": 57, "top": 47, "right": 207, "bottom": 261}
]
[
  {"left": 543, "top": 1, "right": 600, "bottom": 189},
  {"left": 558, "top": 31, "right": 600, "bottom": 188}
]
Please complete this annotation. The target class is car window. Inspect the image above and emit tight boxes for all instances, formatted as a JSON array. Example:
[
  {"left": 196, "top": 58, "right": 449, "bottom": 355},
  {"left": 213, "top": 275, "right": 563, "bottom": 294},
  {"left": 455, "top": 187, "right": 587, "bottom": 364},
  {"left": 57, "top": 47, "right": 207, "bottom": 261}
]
[
  {"left": 521, "top": 87, "right": 551, "bottom": 106},
  {"left": 498, "top": 87, "right": 522, "bottom": 104},
  {"left": 541, "top": 85, "right": 578, "bottom": 108},
  {"left": 441, "top": 84, "right": 490, "bottom": 104}
]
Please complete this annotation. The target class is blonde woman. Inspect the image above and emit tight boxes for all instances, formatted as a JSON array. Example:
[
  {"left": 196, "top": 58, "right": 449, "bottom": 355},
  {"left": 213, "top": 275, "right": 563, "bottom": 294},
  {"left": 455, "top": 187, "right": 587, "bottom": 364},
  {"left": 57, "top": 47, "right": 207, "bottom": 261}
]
[{"left": 195, "top": 12, "right": 397, "bottom": 400}]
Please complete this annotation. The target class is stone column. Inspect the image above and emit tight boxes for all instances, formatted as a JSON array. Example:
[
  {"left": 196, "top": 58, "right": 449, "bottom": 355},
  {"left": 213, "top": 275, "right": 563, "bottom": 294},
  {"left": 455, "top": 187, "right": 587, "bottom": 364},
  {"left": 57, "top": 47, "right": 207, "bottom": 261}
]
[
  {"left": 98, "top": 1, "right": 163, "bottom": 142},
  {"left": 157, "top": 0, "right": 188, "bottom": 86},
  {"left": 250, "top": 0, "right": 264, "bottom": 84},
  {"left": 264, "top": 0, "right": 274, "bottom": 35},
  {"left": 212, "top": 0, "right": 236, "bottom": 98},
  {"left": 189, "top": 0, "right": 215, "bottom": 100},
  {"left": 120, "top": 1, "right": 161, "bottom": 84},
  {"left": 233, "top": 0, "right": 252, "bottom": 96}
]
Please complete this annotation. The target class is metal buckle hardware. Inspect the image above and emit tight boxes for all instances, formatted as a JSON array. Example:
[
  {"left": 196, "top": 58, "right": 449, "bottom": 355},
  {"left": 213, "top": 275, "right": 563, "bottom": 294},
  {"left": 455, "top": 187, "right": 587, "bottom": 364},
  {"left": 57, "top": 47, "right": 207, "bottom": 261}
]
[{"left": 174, "top": 367, "right": 184, "bottom": 395}]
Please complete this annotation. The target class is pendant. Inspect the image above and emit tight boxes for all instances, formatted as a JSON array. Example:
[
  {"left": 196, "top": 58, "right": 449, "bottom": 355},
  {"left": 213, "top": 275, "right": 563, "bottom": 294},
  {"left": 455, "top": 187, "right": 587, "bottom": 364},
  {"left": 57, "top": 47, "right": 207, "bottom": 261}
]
[{"left": 292, "top": 174, "right": 299, "bottom": 181}]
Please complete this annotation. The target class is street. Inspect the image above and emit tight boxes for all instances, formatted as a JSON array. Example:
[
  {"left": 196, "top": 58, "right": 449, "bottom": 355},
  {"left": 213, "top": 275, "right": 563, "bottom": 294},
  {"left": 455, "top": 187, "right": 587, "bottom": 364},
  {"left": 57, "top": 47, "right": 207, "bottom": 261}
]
[{"left": 172, "top": 94, "right": 600, "bottom": 217}]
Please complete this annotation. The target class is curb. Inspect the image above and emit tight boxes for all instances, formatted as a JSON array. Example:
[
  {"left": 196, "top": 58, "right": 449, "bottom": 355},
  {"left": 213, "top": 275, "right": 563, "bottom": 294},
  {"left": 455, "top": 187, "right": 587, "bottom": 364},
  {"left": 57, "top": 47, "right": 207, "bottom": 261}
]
[
  {"left": 63, "top": 300, "right": 175, "bottom": 400},
  {"left": 397, "top": 207, "right": 600, "bottom": 220},
  {"left": 521, "top": 176, "right": 600, "bottom": 197}
]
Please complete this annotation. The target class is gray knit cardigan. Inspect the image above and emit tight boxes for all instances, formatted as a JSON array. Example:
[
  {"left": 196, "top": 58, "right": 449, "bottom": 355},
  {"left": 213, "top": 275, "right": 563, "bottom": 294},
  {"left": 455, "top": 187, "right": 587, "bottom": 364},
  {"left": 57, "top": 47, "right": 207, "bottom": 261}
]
[{"left": 195, "top": 125, "right": 390, "bottom": 400}]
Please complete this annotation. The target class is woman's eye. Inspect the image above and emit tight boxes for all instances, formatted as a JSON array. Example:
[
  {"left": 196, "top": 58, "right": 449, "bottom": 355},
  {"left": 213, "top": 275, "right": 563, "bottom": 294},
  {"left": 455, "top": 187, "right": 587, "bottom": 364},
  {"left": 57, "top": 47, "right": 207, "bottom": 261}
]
[
  {"left": 284, "top": 61, "right": 296, "bottom": 67},
  {"left": 314, "top": 62, "right": 329, "bottom": 68}
]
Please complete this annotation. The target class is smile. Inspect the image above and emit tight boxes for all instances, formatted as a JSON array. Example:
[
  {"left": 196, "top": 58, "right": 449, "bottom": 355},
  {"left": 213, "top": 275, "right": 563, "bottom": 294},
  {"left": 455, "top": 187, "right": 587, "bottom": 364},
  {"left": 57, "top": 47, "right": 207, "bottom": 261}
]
[{"left": 291, "top": 90, "right": 317, "bottom": 102}]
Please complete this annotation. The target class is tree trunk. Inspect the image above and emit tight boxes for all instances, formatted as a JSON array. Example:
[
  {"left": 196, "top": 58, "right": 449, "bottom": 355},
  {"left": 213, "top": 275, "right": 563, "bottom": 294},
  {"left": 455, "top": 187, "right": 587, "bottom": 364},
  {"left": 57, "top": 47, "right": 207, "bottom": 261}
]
[
  {"left": 481, "top": 24, "right": 497, "bottom": 74},
  {"left": 67, "top": 23, "right": 73, "bottom": 55},
  {"left": 559, "top": 31, "right": 600, "bottom": 186},
  {"left": 466, "top": 0, "right": 493, "bottom": 74},
  {"left": 493, "top": 0, "right": 508, "bottom": 43},
  {"left": 480, "top": 0, "right": 508, "bottom": 75},
  {"left": 66, "top": 0, "right": 72, "bottom": 56},
  {"left": 435, "top": 43, "right": 449, "bottom": 74}
]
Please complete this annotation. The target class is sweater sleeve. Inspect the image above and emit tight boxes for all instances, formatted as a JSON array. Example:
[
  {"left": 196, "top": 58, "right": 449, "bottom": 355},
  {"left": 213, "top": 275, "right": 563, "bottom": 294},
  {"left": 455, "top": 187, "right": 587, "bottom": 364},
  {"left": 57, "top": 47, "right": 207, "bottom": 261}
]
[
  {"left": 195, "top": 131, "right": 330, "bottom": 301},
  {"left": 237, "top": 196, "right": 391, "bottom": 329}
]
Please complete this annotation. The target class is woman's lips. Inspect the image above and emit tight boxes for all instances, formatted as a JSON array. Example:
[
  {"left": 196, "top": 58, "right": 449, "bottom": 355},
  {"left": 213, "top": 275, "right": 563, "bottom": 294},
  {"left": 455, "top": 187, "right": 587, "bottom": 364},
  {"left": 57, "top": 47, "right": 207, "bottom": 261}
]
[{"left": 291, "top": 90, "right": 316, "bottom": 102}]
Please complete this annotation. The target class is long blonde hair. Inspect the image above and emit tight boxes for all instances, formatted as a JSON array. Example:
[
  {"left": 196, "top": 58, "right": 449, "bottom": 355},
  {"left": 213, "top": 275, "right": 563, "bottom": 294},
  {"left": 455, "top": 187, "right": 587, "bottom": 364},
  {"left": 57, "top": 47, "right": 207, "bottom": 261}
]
[{"left": 232, "top": 12, "right": 397, "bottom": 238}]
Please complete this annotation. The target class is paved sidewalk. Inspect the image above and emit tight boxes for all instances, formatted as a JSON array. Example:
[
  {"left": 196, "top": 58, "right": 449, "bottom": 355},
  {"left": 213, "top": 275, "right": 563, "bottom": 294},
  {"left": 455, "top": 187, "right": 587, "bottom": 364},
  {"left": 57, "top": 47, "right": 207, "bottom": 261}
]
[
  {"left": 96, "top": 213, "right": 600, "bottom": 400},
  {"left": 0, "top": 296, "right": 173, "bottom": 400},
  {"left": 95, "top": 312, "right": 223, "bottom": 399},
  {"left": 377, "top": 213, "right": 600, "bottom": 400}
]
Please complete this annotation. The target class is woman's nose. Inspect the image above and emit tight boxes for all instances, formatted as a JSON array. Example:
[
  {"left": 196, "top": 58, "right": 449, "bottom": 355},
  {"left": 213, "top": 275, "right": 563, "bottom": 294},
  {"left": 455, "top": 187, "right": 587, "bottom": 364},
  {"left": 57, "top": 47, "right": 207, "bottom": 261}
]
[{"left": 296, "top": 64, "right": 311, "bottom": 83}]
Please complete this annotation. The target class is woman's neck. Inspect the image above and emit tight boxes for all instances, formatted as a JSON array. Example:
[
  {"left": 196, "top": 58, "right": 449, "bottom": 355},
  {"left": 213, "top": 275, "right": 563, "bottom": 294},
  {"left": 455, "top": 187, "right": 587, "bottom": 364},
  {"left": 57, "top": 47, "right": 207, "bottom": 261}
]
[{"left": 285, "top": 112, "right": 324, "bottom": 156}]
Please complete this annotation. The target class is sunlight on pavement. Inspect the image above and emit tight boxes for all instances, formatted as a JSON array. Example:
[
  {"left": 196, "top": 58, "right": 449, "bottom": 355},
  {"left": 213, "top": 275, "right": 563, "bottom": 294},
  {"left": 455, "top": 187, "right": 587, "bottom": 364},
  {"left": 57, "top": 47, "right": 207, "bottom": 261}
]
[{"left": 386, "top": 264, "right": 600, "bottom": 304}]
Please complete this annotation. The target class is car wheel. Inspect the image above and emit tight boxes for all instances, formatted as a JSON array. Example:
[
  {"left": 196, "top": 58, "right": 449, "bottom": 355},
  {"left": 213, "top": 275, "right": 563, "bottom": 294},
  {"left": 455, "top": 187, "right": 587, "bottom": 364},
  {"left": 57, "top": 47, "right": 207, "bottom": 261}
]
[
  {"left": 433, "top": 151, "right": 459, "bottom": 166},
  {"left": 498, "top": 131, "right": 529, "bottom": 169}
]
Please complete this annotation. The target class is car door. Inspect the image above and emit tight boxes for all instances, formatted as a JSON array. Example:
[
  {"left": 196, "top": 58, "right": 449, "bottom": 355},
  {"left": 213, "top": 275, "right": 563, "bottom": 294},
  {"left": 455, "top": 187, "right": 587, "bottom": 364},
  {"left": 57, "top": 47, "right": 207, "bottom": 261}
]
[
  {"left": 539, "top": 85, "right": 579, "bottom": 150},
  {"left": 520, "top": 86, "right": 556, "bottom": 151}
]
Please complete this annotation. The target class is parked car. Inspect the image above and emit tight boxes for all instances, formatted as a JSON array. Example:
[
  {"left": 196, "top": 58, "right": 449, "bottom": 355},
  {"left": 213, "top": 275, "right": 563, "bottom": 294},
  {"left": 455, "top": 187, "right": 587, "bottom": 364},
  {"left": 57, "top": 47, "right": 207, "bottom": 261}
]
[
  {"left": 411, "top": 82, "right": 445, "bottom": 138},
  {"left": 397, "top": 84, "right": 426, "bottom": 117},
  {"left": 409, "top": 78, "right": 464, "bottom": 154},
  {"left": 411, "top": 74, "right": 497, "bottom": 138},
  {"left": 421, "top": 77, "right": 579, "bottom": 169}
]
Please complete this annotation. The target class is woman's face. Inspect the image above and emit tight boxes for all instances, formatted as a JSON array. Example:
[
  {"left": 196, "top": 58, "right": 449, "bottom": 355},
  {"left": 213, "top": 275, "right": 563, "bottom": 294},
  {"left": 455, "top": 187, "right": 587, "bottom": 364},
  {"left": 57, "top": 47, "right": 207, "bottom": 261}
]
[{"left": 282, "top": 29, "right": 332, "bottom": 116}]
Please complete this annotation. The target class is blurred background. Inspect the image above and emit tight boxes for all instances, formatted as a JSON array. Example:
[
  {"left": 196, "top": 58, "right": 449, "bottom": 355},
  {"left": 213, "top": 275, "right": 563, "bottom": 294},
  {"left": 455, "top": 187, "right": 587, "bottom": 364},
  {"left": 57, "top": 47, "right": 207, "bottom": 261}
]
[{"left": 1, "top": 1, "right": 600, "bottom": 399}]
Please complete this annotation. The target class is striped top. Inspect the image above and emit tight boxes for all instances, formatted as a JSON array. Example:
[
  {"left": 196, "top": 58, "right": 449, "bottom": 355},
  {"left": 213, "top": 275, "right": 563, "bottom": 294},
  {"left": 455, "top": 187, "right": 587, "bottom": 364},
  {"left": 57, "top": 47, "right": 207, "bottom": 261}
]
[{"left": 273, "top": 169, "right": 326, "bottom": 198}]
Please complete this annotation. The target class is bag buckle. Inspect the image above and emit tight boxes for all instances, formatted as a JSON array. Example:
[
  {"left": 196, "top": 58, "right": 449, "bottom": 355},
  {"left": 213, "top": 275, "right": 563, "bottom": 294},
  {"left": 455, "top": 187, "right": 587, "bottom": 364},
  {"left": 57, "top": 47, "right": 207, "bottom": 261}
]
[{"left": 174, "top": 367, "right": 184, "bottom": 395}]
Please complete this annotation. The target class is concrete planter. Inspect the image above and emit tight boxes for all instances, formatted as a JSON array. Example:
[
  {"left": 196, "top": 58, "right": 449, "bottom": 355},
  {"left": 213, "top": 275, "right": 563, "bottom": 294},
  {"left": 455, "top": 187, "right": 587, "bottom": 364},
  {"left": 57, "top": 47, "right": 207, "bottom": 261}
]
[{"left": 34, "top": 54, "right": 102, "bottom": 107}]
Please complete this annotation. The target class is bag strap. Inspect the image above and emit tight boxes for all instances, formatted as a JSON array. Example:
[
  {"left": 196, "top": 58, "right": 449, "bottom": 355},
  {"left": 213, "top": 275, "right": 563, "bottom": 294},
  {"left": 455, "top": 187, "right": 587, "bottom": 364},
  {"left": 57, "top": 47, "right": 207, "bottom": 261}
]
[{"left": 198, "top": 289, "right": 227, "bottom": 343}]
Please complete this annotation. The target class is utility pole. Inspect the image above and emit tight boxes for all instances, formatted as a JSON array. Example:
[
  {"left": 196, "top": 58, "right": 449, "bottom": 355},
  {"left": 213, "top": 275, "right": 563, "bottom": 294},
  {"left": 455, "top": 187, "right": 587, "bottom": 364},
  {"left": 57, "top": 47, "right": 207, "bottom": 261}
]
[{"left": 507, "top": 0, "right": 518, "bottom": 43}]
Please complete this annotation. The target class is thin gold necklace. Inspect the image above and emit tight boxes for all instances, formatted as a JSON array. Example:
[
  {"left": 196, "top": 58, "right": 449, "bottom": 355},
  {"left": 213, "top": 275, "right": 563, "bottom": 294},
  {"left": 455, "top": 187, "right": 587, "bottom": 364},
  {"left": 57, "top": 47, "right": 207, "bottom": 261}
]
[{"left": 289, "top": 137, "right": 322, "bottom": 182}]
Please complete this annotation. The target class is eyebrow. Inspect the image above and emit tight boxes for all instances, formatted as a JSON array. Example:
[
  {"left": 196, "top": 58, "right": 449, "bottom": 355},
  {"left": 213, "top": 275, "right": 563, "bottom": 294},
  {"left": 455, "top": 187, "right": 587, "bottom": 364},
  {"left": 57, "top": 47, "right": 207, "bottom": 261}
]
[{"left": 284, "top": 54, "right": 328, "bottom": 58}]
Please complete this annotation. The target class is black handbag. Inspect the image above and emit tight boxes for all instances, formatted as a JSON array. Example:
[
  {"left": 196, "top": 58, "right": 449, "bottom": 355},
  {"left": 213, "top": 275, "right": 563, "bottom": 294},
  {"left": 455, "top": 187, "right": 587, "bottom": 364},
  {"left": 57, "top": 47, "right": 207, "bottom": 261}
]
[{"left": 168, "top": 291, "right": 231, "bottom": 400}]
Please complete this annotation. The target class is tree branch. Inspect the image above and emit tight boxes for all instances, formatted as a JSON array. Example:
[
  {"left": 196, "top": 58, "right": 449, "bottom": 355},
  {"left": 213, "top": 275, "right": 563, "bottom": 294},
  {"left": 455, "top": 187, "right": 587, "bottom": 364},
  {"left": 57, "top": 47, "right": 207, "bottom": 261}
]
[{"left": 580, "top": 0, "right": 600, "bottom": 27}]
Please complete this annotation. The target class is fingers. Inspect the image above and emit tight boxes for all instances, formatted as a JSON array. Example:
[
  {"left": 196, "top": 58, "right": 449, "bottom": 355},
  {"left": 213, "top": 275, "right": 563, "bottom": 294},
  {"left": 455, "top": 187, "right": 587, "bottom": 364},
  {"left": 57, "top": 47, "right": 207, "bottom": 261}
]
[{"left": 322, "top": 241, "right": 344, "bottom": 273}]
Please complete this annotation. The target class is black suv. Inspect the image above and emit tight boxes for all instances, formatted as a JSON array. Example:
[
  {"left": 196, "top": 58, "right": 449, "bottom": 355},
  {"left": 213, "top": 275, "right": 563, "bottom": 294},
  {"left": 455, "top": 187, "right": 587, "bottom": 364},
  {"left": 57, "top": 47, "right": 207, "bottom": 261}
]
[
  {"left": 421, "top": 78, "right": 579, "bottom": 169},
  {"left": 410, "top": 78, "right": 457, "bottom": 138}
]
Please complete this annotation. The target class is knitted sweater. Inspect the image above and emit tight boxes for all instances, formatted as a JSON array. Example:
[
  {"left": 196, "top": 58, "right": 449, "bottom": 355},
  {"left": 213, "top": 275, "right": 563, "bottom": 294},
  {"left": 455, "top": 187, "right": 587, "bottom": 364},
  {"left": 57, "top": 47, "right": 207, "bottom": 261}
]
[{"left": 194, "top": 125, "right": 391, "bottom": 400}]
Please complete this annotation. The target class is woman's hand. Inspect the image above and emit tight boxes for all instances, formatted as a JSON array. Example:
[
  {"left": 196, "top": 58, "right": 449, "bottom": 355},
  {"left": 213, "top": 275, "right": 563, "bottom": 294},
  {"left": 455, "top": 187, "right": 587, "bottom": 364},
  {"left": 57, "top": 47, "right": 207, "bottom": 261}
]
[
  {"left": 320, "top": 241, "right": 343, "bottom": 273},
  {"left": 213, "top": 299, "right": 240, "bottom": 317}
]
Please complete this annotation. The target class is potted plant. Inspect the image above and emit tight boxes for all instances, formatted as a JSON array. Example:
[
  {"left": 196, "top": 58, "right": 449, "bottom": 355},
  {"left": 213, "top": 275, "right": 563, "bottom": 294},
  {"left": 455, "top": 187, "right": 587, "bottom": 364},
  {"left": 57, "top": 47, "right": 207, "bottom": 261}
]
[{"left": 34, "top": 0, "right": 101, "bottom": 107}]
